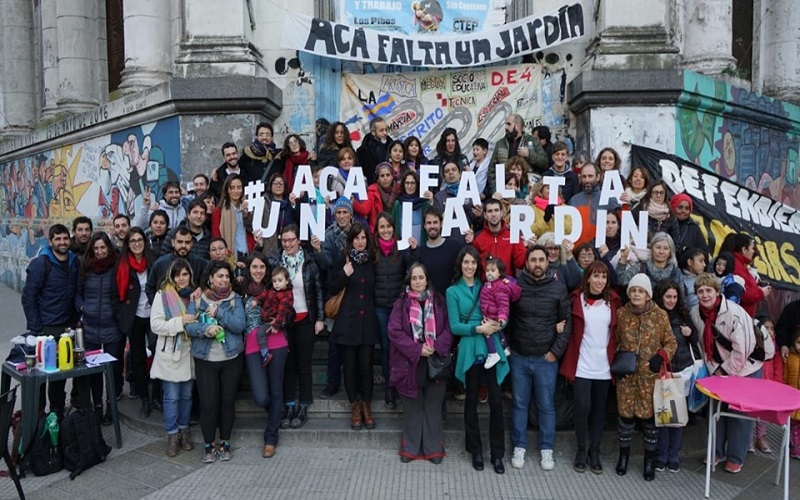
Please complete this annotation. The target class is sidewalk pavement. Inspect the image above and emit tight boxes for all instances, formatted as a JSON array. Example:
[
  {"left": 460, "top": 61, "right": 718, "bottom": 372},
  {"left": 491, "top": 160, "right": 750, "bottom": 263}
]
[{"left": 1, "top": 284, "right": 797, "bottom": 499}]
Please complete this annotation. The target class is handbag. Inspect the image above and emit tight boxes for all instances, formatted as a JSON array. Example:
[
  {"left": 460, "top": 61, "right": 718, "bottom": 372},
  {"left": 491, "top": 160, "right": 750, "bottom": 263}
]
[
  {"left": 427, "top": 353, "right": 452, "bottom": 381},
  {"left": 323, "top": 257, "right": 348, "bottom": 319},
  {"left": 687, "top": 347, "right": 710, "bottom": 413},
  {"left": 653, "top": 363, "right": 689, "bottom": 427},
  {"left": 610, "top": 332, "right": 642, "bottom": 377}
]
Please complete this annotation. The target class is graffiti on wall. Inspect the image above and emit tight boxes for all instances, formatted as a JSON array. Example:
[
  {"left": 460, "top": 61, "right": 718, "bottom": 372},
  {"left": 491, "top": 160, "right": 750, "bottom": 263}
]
[
  {"left": 675, "top": 72, "right": 800, "bottom": 209},
  {"left": 0, "top": 116, "right": 181, "bottom": 290}
]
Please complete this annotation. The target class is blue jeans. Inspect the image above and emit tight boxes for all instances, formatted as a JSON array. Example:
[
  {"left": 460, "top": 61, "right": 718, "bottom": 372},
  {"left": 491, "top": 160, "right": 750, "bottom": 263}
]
[
  {"left": 246, "top": 347, "right": 288, "bottom": 446},
  {"left": 717, "top": 368, "right": 762, "bottom": 466},
  {"left": 162, "top": 380, "right": 194, "bottom": 435},
  {"left": 375, "top": 306, "right": 391, "bottom": 384},
  {"left": 510, "top": 352, "right": 558, "bottom": 451}
]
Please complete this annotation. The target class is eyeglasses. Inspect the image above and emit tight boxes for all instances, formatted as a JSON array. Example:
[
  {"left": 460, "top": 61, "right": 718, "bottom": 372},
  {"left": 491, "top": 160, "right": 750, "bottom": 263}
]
[
  {"left": 129, "top": 238, "right": 145, "bottom": 244},
  {"left": 272, "top": 181, "right": 285, "bottom": 186},
  {"left": 545, "top": 246, "right": 558, "bottom": 252},
  {"left": 282, "top": 237, "right": 298, "bottom": 243},
  {"left": 288, "top": 139, "right": 299, "bottom": 146},
  {"left": 651, "top": 190, "right": 665, "bottom": 195},
  {"left": 404, "top": 181, "right": 417, "bottom": 186}
]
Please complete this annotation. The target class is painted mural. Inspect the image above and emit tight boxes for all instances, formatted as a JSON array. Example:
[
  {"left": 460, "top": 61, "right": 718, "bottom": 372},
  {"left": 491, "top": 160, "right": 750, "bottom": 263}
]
[
  {"left": 675, "top": 72, "right": 800, "bottom": 209},
  {"left": 0, "top": 116, "right": 181, "bottom": 290}
]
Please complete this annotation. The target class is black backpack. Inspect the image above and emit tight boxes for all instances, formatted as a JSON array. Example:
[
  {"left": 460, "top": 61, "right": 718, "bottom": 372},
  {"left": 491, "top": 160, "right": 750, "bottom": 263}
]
[
  {"left": 23, "top": 413, "right": 63, "bottom": 476},
  {"left": 60, "top": 407, "right": 111, "bottom": 479}
]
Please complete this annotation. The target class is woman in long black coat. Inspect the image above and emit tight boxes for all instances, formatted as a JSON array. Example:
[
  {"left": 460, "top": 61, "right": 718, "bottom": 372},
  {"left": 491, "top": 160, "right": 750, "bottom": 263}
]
[{"left": 329, "top": 222, "right": 379, "bottom": 431}]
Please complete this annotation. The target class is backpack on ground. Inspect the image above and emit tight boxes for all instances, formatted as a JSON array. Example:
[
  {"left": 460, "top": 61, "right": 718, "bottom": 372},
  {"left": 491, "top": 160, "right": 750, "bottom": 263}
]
[
  {"left": 61, "top": 407, "right": 111, "bottom": 480},
  {"left": 22, "top": 412, "right": 63, "bottom": 476}
]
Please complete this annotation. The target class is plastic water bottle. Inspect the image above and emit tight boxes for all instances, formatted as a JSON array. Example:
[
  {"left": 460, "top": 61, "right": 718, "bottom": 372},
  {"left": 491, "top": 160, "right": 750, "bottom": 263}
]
[{"left": 44, "top": 336, "right": 57, "bottom": 371}]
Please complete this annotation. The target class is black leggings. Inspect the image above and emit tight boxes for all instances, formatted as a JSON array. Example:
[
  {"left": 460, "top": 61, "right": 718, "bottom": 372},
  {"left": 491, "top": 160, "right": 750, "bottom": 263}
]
[
  {"left": 283, "top": 319, "right": 316, "bottom": 405},
  {"left": 572, "top": 377, "right": 610, "bottom": 449},
  {"left": 338, "top": 344, "right": 375, "bottom": 403},
  {"left": 194, "top": 354, "right": 244, "bottom": 445},
  {"left": 129, "top": 316, "right": 151, "bottom": 399}
]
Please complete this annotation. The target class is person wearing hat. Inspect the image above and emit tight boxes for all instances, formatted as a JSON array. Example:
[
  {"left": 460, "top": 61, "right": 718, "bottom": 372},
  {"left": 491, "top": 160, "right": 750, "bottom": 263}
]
[
  {"left": 669, "top": 192, "right": 709, "bottom": 257},
  {"left": 614, "top": 273, "right": 677, "bottom": 481}
]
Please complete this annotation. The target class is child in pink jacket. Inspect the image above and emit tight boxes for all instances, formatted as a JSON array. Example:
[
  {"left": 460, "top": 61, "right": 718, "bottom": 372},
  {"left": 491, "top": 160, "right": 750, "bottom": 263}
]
[{"left": 479, "top": 257, "right": 521, "bottom": 369}]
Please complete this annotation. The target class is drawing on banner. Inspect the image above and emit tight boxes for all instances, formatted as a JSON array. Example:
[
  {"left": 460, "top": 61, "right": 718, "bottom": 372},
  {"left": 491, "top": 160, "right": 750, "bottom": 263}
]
[{"left": 339, "top": 0, "right": 490, "bottom": 35}]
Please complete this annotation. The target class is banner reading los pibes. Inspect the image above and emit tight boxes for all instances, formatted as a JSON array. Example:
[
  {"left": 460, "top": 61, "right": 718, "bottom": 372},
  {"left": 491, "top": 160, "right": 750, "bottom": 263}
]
[{"left": 632, "top": 145, "right": 800, "bottom": 291}]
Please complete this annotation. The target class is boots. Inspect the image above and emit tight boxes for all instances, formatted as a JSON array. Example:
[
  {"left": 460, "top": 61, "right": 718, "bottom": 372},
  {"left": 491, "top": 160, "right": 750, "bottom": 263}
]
[
  {"left": 644, "top": 449, "right": 656, "bottom": 481},
  {"left": 573, "top": 446, "right": 586, "bottom": 473},
  {"left": 362, "top": 401, "right": 376, "bottom": 429},
  {"left": 588, "top": 446, "right": 603, "bottom": 474},
  {"left": 179, "top": 428, "right": 194, "bottom": 451},
  {"left": 139, "top": 398, "right": 151, "bottom": 419},
  {"left": 616, "top": 447, "right": 630, "bottom": 476},
  {"left": 350, "top": 401, "right": 363, "bottom": 430},
  {"left": 166, "top": 433, "right": 180, "bottom": 457}
]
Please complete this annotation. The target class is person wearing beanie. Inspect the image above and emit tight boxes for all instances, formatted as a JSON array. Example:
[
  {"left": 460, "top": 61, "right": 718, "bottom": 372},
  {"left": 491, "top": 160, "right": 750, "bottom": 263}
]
[
  {"left": 669, "top": 192, "right": 709, "bottom": 256},
  {"left": 614, "top": 272, "right": 676, "bottom": 481},
  {"left": 333, "top": 196, "right": 353, "bottom": 216}
]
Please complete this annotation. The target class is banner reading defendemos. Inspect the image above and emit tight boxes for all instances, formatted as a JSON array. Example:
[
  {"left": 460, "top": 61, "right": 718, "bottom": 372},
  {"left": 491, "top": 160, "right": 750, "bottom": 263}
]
[
  {"left": 632, "top": 145, "right": 800, "bottom": 292},
  {"left": 282, "top": 2, "right": 586, "bottom": 68}
]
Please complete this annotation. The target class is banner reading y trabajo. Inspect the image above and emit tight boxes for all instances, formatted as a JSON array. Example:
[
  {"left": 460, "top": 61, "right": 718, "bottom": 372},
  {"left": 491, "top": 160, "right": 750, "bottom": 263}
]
[{"left": 632, "top": 145, "right": 800, "bottom": 291}]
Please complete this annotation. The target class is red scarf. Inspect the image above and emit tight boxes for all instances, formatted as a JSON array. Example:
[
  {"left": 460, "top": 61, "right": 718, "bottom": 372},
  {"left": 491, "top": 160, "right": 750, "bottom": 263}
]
[
  {"left": 117, "top": 253, "right": 148, "bottom": 302},
  {"left": 283, "top": 151, "right": 310, "bottom": 192},
  {"left": 699, "top": 297, "right": 721, "bottom": 362}
]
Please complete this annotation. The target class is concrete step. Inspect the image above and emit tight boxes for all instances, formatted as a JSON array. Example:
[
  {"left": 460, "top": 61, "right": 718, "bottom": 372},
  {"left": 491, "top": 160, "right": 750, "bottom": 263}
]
[{"left": 117, "top": 395, "right": 709, "bottom": 458}]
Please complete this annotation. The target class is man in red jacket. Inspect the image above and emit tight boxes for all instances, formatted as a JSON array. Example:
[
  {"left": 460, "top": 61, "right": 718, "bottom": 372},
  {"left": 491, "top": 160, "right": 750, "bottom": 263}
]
[{"left": 471, "top": 198, "right": 527, "bottom": 277}]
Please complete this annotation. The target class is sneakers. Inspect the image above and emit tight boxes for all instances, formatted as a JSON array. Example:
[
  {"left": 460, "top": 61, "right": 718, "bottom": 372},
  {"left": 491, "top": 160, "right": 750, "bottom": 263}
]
[
  {"left": 540, "top": 449, "right": 555, "bottom": 471},
  {"left": 724, "top": 461, "right": 742, "bottom": 474},
  {"left": 478, "top": 386, "right": 488, "bottom": 404},
  {"left": 511, "top": 447, "right": 526, "bottom": 469},
  {"left": 667, "top": 462, "right": 680, "bottom": 473},
  {"left": 319, "top": 385, "right": 338, "bottom": 399},
  {"left": 290, "top": 405, "right": 308, "bottom": 429},
  {"left": 654, "top": 460, "right": 666, "bottom": 472},
  {"left": 280, "top": 405, "right": 295, "bottom": 429},
  {"left": 504, "top": 347, "right": 511, "bottom": 357},
  {"left": 202, "top": 444, "right": 216, "bottom": 463},
  {"left": 453, "top": 384, "right": 466, "bottom": 401},
  {"left": 703, "top": 454, "right": 726, "bottom": 466},
  {"left": 754, "top": 438, "right": 772, "bottom": 454},
  {"left": 484, "top": 353, "right": 501, "bottom": 369},
  {"left": 219, "top": 442, "right": 232, "bottom": 461}
]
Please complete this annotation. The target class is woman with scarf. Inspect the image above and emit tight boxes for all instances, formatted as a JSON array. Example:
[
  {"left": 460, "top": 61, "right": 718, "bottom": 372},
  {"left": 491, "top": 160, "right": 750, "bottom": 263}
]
[
  {"left": 116, "top": 227, "right": 156, "bottom": 419},
  {"left": 391, "top": 170, "right": 432, "bottom": 244},
  {"left": 653, "top": 279, "right": 700, "bottom": 473},
  {"left": 617, "top": 232, "right": 683, "bottom": 292},
  {"left": 317, "top": 121, "right": 352, "bottom": 169},
  {"left": 669, "top": 193, "right": 709, "bottom": 256},
  {"left": 241, "top": 253, "right": 289, "bottom": 458},
  {"left": 185, "top": 260, "right": 246, "bottom": 463},
  {"left": 239, "top": 122, "right": 279, "bottom": 184},
  {"left": 212, "top": 174, "right": 255, "bottom": 260},
  {"left": 388, "top": 262, "right": 453, "bottom": 463},
  {"left": 267, "top": 224, "right": 325, "bottom": 429},
  {"left": 622, "top": 166, "right": 651, "bottom": 211},
  {"left": 329, "top": 148, "right": 371, "bottom": 229},
  {"left": 614, "top": 273, "right": 676, "bottom": 481},
  {"left": 635, "top": 181, "right": 676, "bottom": 237},
  {"left": 275, "top": 134, "right": 315, "bottom": 193},
  {"left": 373, "top": 213, "right": 418, "bottom": 409},
  {"left": 257, "top": 173, "right": 299, "bottom": 255},
  {"left": 689, "top": 273, "right": 762, "bottom": 474},
  {"left": 359, "top": 162, "right": 400, "bottom": 231},
  {"left": 404, "top": 136, "right": 428, "bottom": 171},
  {"left": 538, "top": 232, "right": 582, "bottom": 291},
  {"left": 146, "top": 209, "right": 169, "bottom": 258},
  {"left": 730, "top": 232, "right": 770, "bottom": 317},
  {"left": 431, "top": 128, "right": 469, "bottom": 189},
  {"left": 150, "top": 258, "right": 197, "bottom": 457},
  {"left": 329, "top": 223, "right": 380, "bottom": 430},
  {"left": 560, "top": 261, "right": 621, "bottom": 474},
  {"left": 76, "top": 232, "right": 122, "bottom": 423}
]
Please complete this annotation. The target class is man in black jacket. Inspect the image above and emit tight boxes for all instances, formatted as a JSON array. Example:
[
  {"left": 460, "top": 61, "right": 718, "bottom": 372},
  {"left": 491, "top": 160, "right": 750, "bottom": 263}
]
[
  {"left": 145, "top": 228, "right": 206, "bottom": 304},
  {"left": 210, "top": 142, "right": 242, "bottom": 199},
  {"left": 357, "top": 117, "right": 391, "bottom": 185},
  {"left": 508, "top": 245, "right": 571, "bottom": 472}
]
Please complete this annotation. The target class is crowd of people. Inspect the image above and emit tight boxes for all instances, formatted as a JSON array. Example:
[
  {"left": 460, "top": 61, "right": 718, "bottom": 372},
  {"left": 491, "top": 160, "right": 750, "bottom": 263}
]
[{"left": 20, "top": 117, "right": 800, "bottom": 478}]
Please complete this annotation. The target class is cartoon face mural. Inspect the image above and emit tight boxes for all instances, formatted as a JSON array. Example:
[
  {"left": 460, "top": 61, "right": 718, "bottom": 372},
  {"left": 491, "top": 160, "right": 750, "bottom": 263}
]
[
  {"left": 0, "top": 116, "right": 181, "bottom": 291},
  {"left": 675, "top": 73, "right": 800, "bottom": 209}
]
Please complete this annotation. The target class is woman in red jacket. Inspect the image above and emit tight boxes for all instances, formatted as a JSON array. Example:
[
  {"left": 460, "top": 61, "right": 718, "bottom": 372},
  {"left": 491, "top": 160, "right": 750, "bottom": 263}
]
[
  {"left": 560, "top": 261, "right": 620, "bottom": 474},
  {"left": 730, "top": 233, "right": 771, "bottom": 317},
  {"left": 356, "top": 162, "right": 400, "bottom": 230}
]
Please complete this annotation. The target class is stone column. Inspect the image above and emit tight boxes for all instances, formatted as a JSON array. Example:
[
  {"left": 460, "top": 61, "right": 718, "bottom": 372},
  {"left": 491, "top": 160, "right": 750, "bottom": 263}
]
[
  {"left": 56, "top": 0, "right": 100, "bottom": 113},
  {"left": 176, "top": 0, "right": 265, "bottom": 77},
  {"left": 1, "top": 0, "right": 37, "bottom": 133},
  {"left": 40, "top": 0, "right": 60, "bottom": 117},
  {"left": 682, "top": 0, "right": 736, "bottom": 75},
  {"left": 762, "top": 0, "right": 800, "bottom": 103},
  {"left": 586, "top": 0, "right": 679, "bottom": 70},
  {"left": 118, "top": 0, "right": 172, "bottom": 94}
]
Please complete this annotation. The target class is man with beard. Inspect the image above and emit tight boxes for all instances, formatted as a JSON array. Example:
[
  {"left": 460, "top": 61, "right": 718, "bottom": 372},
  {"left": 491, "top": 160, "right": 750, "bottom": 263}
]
[
  {"left": 145, "top": 227, "right": 206, "bottom": 303},
  {"left": 568, "top": 162, "right": 619, "bottom": 247},
  {"left": 112, "top": 214, "right": 131, "bottom": 252},
  {"left": 210, "top": 142, "right": 242, "bottom": 199},
  {"left": 357, "top": 117, "right": 392, "bottom": 186},
  {"left": 22, "top": 224, "right": 80, "bottom": 417},
  {"left": 487, "top": 113, "right": 547, "bottom": 196},
  {"left": 136, "top": 181, "right": 186, "bottom": 230},
  {"left": 508, "top": 245, "right": 571, "bottom": 472},
  {"left": 70, "top": 216, "right": 93, "bottom": 257},
  {"left": 161, "top": 199, "right": 212, "bottom": 263},
  {"left": 471, "top": 198, "right": 527, "bottom": 276},
  {"left": 239, "top": 122, "right": 280, "bottom": 184},
  {"left": 417, "top": 207, "right": 463, "bottom": 295},
  {"left": 181, "top": 173, "right": 211, "bottom": 211},
  {"left": 433, "top": 162, "right": 483, "bottom": 241}
]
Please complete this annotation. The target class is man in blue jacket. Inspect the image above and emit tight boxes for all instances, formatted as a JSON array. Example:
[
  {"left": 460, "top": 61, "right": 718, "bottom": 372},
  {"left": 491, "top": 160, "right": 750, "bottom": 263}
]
[{"left": 21, "top": 223, "right": 80, "bottom": 416}]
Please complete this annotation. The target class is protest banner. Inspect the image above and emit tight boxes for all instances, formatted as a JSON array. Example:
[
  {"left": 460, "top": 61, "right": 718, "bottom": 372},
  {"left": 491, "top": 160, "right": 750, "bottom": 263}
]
[
  {"left": 632, "top": 144, "right": 800, "bottom": 291},
  {"left": 337, "top": 0, "right": 493, "bottom": 35}
]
